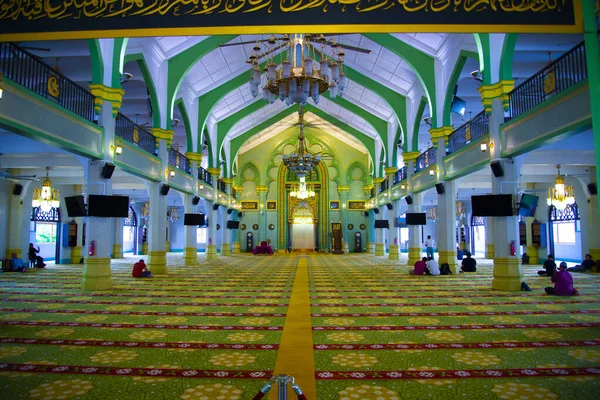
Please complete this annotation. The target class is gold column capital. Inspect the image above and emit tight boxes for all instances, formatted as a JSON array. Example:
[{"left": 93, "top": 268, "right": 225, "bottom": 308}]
[
  {"left": 372, "top": 177, "right": 385, "bottom": 185},
  {"left": 233, "top": 185, "right": 243, "bottom": 192},
  {"left": 151, "top": 128, "right": 175, "bottom": 148},
  {"left": 88, "top": 84, "right": 125, "bottom": 117},
  {"left": 402, "top": 151, "right": 420, "bottom": 163},
  {"left": 429, "top": 126, "right": 454, "bottom": 140},
  {"left": 337, "top": 185, "right": 350, "bottom": 193},
  {"left": 256, "top": 185, "right": 269, "bottom": 192},
  {"left": 478, "top": 80, "right": 515, "bottom": 114},
  {"left": 384, "top": 167, "right": 398, "bottom": 176},
  {"left": 221, "top": 177, "right": 234, "bottom": 185},
  {"left": 207, "top": 167, "right": 222, "bottom": 177},
  {"left": 185, "top": 152, "right": 203, "bottom": 162}
]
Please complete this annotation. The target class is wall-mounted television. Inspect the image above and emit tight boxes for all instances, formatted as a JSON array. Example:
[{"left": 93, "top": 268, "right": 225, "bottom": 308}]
[
  {"left": 184, "top": 213, "right": 206, "bottom": 226},
  {"left": 64, "top": 195, "right": 86, "bottom": 217},
  {"left": 87, "top": 195, "right": 129, "bottom": 218},
  {"left": 406, "top": 213, "right": 427, "bottom": 225},
  {"left": 472, "top": 194, "right": 513, "bottom": 217},
  {"left": 226, "top": 220, "right": 240, "bottom": 229},
  {"left": 374, "top": 220, "right": 389, "bottom": 229},
  {"left": 518, "top": 194, "right": 539, "bottom": 217}
]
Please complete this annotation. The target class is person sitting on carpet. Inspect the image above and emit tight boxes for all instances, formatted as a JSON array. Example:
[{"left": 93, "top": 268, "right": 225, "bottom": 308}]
[
  {"left": 132, "top": 259, "right": 152, "bottom": 278},
  {"left": 545, "top": 262, "right": 577, "bottom": 296},
  {"left": 10, "top": 253, "right": 26, "bottom": 273},
  {"left": 410, "top": 257, "right": 427, "bottom": 275},
  {"left": 461, "top": 251, "right": 477, "bottom": 272},
  {"left": 567, "top": 254, "right": 596, "bottom": 273},
  {"left": 425, "top": 257, "right": 440, "bottom": 276},
  {"left": 538, "top": 254, "right": 556, "bottom": 276}
]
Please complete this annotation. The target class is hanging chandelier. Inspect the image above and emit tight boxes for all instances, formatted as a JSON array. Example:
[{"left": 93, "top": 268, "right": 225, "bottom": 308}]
[
  {"left": 167, "top": 206, "right": 179, "bottom": 222},
  {"left": 547, "top": 164, "right": 574, "bottom": 210},
  {"left": 247, "top": 34, "right": 351, "bottom": 106},
  {"left": 282, "top": 114, "right": 321, "bottom": 178},
  {"left": 290, "top": 176, "right": 316, "bottom": 199},
  {"left": 32, "top": 167, "right": 60, "bottom": 212},
  {"left": 428, "top": 201, "right": 438, "bottom": 221},
  {"left": 142, "top": 202, "right": 150, "bottom": 217},
  {"left": 456, "top": 201, "right": 465, "bottom": 218}
]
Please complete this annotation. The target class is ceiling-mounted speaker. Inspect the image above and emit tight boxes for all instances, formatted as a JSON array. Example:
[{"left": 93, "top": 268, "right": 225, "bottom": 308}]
[
  {"left": 227, "top": 208, "right": 233, "bottom": 214},
  {"left": 435, "top": 183, "right": 445, "bottom": 195},
  {"left": 588, "top": 182, "right": 598, "bottom": 195},
  {"left": 373, "top": 208, "right": 379, "bottom": 214},
  {"left": 405, "top": 195, "right": 413, "bottom": 205},
  {"left": 237, "top": 211, "right": 243, "bottom": 218},
  {"left": 490, "top": 160, "right": 504, "bottom": 177},
  {"left": 101, "top": 162, "right": 115, "bottom": 179},
  {"left": 364, "top": 211, "right": 369, "bottom": 217},
  {"left": 212, "top": 203, "right": 219, "bottom": 211},
  {"left": 386, "top": 203, "right": 393, "bottom": 210},
  {"left": 160, "top": 184, "right": 170, "bottom": 196},
  {"left": 192, "top": 196, "right": 200, "bottom": 205},
  {"left": 13, "top": 184, "right": 23, "bottom": 196}
]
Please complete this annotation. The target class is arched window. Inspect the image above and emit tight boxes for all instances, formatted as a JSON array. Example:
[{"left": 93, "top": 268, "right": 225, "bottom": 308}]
[
  {"left": 548, "top": 203, "right": 580, "bottom": 255},
  {"left": 124, "top": 206, "right": 137, "bottom": 227},
  {"left": 31, "top": 207, "right": 61, "bottom": 244}
]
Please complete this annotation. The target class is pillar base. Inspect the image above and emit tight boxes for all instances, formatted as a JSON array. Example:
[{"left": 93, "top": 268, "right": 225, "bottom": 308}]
[
  {"left": 590, "top": 248, "right": 600, "bottom": 272},
  {"left": 5, "top": 248, "right": 22, "bottom": 259},
  {"left": 525, "top": 245, "right": 539, "bottom": 264},
  {"left": 112, "top": 244, "right": 123, "bottom": 259},
  {"left": 70, "top": 246, "right": 83, "bottom": 264},
  {"left": 485, "top": 244, "right": 495, "bottom": 259},
  {"left": 166, "top": 241, "right": 171, "bottom": 252},
  {"left": 81, "top": 257, "right": 113, "bottom": 291},
  {"left": 388, "top": 244, "right": 400, "bottom": 260},
  {"left": 221, "top": 243, "right": 231, "bottom": 256},
  {"left": 183, "top": 247, "right": 198, "bottom": 266},
  {"left": 492, "top": 257, "right": 523, "bottom": 291},
  {"left": 141, "top": 242, "right": 148, "bottom": 255},
  {"left": 232, "top": 242, "right": 241, "bottom": 254},
  {"left": 206, "top": 244, "right": 219, "bottom": 261},
  {"left": 148, "top": 250, "right": 167, "bottom": 275},
  {"left": 343, "top": 243, "right": 349, "bottom": 254},
  {"left": 407, "top": 247, "right": 422, "bottom": 266},
  {"left": 366, "top": 242, "right": 375, "bottom": 254},
  {"left": 375, "top": 243, "right": 385, "bottom": 256},
  {"left": 439, "top": 250, "right": 458, "bottom": 274},
  {"left": 460, "top": 241, "right": 467, "bottom": 251}
]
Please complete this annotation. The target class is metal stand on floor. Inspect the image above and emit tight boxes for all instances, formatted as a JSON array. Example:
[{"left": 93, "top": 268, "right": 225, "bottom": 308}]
[{"left": 252, "top": 375, "right": 307, "bottom": 400}]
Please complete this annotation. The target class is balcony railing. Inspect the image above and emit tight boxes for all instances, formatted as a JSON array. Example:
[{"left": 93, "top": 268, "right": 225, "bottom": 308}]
[
  {"left": 415, "top": 147, "right": 436, "bottom": 173},
  {"left": 0, "top": 42, "right": 95, "bottom": 122},
  {"left": 379, "top": 178, "right": 388, "bottom": 193},
  {"left": 168, "top": 147, "right": 191, "bottom": 174},
  {"left": 507, "top": 39, "right": 589, "bottom": 120},
  {"left": 394, "top": 166, "right": 407, "bottom": 185},
  {"left": 231, "top": 187, "right": 237, "bottom": 199},
  {"left": 448, "top": 111, "right": 489, "bottom": 154},
  {"left": 217, "top": 179, "right": 227, "bottom": 194},
  {"left": 370, "top": 186, "right": 375, "bottom": 198},
  {"left": 198, "top": 167, "right": 212, "bottom": 186},
  {"left": 115, "top": 113, "right": 157, "bottom": 156}
]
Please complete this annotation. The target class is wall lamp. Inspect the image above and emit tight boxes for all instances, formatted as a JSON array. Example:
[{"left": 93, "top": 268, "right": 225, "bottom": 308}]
[
  {"left": 110, "top": 139, "right": 123, "bottom": 155},
  {"left": 170, "top": 169, "right": 175, "bottom": 178},
  {"left": 0, "top": 72, "right": 3, "bottom": 100},
  {"left": 480, "top": 141, "right": 494, "bottom": 152}
]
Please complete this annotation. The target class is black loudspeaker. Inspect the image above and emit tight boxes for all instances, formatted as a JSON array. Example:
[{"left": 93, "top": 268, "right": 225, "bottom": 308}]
[
  {"left": 160, "top": 184, "right": 170, "bottom": 195},
  {"left": 364, "top": 211, "right": 369, "bottom": 217},
  {"left": 490, "top": 160, "right": 504, "bottom": 177},
  {"left": 588, "top": 183, "right": 598, "bottom": 195},
  {"left": 405, "top": 196, "right": 413, "bottom": 205},
  {"left": 212, "top": 203, "right": 219, "bottom": 211},
  {"left": 192, "top": 196, "right": 200, "bottom": 205},
  {"left": 386, "top": 203, "right": 393, "bottom": 210},
  {"left": 12, "top": 184, "right": 23, "bottom": 196},
  {"left": 373, "top": 208, "right": 379, "bottom": 214},
  {"left": 227, "top": 208, "right": 233, "bottom": 214},
  {"left": 101, "top": 162, "right": 116, "bottom": 179},
  {"left": 435, "top": 183, "right": 445, "bottom": 194},
  {"left": 237, "top": 211, "right": 243, "bottom": 218}
]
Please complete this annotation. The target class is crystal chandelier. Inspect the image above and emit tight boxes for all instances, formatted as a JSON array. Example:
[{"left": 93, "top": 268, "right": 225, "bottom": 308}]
[
  {"left": 248, "top": 34, "right": 348, "bottom": 106},
  {"left": 456, "top": 201, "right": 465, "bottom": 218},
  {"left": 142, "top": 202, "right": 150, "bottom": 217},
  {"left": 167, "top": 206, "right": 179, "bottom": 222},
  {"left": 428, "top": 201, "right": 438, "bottom": 221},
  {"left": 32, "top": 167, "right": 60, "bottom": 212},
  {"left": 547, "top": 164, "right": 575, "bottom": 210},
  {"left": 290, "top": 177, "right": 316, "bottom": 199},
  {"left": 282, "top": 115, "right": 321, "bottom": 178}
]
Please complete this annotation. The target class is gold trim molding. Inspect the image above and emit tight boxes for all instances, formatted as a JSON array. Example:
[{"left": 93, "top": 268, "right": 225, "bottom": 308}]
[
  {"left": 185, "top": 152, "right": 203, "bottom": 162},
  {"left": 478, "top": 80, "right": 516, "bottom": 114},
  {"left": 151, "top": 128, "right": 174, "bottom": 148},
  {"left": 88, "top": 84, "right": 125, "bottom": 117},
  {"left": 384, "top": 167, "right": 398, "bottom": 175},
  {"left": 402, "top": 151, "right": 421, "bottom": 163},
  {"left": 207, "top": 167, "right": 221, "bottom": 177}
]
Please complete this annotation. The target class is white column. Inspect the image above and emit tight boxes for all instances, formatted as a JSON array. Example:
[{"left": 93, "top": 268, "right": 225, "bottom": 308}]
[
  {"left": 183, "top": 193, "right": 198, "bottom": 265},
  {"left": 437, "top": 179, "right": 458, "bottom": 273},
  {"left": 112, "top": 218, "right": 124, "bottom": 258},
  {"left": 407, "top": 192, "right": 423, "bottom": 266}
]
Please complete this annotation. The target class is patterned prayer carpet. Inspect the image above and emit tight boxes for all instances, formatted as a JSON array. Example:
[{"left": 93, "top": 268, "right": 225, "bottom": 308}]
[{"left": 0, "top": 253, "right": 599, "bottom": 399}]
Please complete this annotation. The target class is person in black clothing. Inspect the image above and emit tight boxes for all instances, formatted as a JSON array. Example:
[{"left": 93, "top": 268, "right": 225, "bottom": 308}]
[
  {"left": 567, "top": 254, "right": 596, "bottom": 273},
  {"left": 538, "top": 254, "right": 556, "bottom": 276},
  {"left": 28, "top": 243, "right": 45, "bottom": 268},
  {"left": 461, "top": 251, "right": 477, "bottom": 272}
]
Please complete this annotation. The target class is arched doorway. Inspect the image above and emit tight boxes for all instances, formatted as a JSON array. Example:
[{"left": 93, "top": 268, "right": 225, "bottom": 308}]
[
  {"left": 291, "top": 203, "right": 316, "bottom": 252},
  {"left": 30, "top": 206, "right": 61, "bottom": 263},
  {"left": 123, "top": 206, "right": 137, "bottom": 255},
  {"left": 548, "top": 203, "right": 580, "bottom": 260}
]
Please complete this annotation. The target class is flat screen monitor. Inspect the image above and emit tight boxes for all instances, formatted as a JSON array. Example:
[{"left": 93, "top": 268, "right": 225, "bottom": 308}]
[
  {"left": 406, "top": 213, "right": 427, "bottom": 225},
  {"left": 451, "top": 96, "right": 466, "bottom": 116},
  {"left": 87, "top": 195, "right": 129, "bottom": 218},
  {"left": 395, "top": 217, "right": 406, "bottom": 228},
  {"left": 64, "top": 195, "right": 86, "bottom": 217},
  {"left": 518, "top": 194, "right": 539, "bottom": 217},
  {"left": 374, "top": 220, "right": 389, "bottom": 229},
  {"left": 184, "top": 213, "right": 205, "bottom": 226},
  {"left": 227, "top": 220, "right": 240, "bottom": 229},
  {"left": 472, "top": 194, "right": 513, "bottom": 217}
]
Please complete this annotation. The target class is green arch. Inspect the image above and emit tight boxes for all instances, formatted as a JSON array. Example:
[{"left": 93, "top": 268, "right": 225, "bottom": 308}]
[
  {"left": 412, "top": 96, "right": 429, "bottom": 153},
  {"left": 123, "top": 53, "right": 161, "bottom": 128},
  {"left": 500, "top": 34, "right": 519, "bottom": 81},
  {"left": 175, "top": 98, "right": 192, "bottom": 152},
  {"left": 346, "top": 160, "right": 369, "bottom": 185},
  {"left": 443, "top": 50, "right": 479, "bottom": 126},
  {"left": 473, "top": 34, "right": 492, "bottom": 85},
  {"left": 238, "top": 160, "right": 261, "bottom": 185},
  {"left": 112, "top": 38, "right": 129, "bottom": 88},
  {"left": 87, "top": 39, "right": 103, "bottom": 85}
]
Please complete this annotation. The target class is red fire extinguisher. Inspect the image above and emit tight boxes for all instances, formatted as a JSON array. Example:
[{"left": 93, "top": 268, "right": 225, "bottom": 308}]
[
  {"left": 510, "top": 240, "right": 516, "bottom": 256},
  {"left": 89, "top": 240, "right": 96, "bottom": 256}
]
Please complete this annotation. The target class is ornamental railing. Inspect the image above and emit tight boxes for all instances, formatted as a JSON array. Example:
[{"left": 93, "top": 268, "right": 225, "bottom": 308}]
[
  {"left": 415, "top": 147, "right": 436, "bottom": 173},
  {"left": 168, "top": 147, "right": 191, "bottom": 174},
  {"left": 394, "top": 166, "right": 407, "bottom": 185},
  {"left": 447, "top": 111, "right": 489, "bottom": 154},
  {"left": 507, "top": 39, "right": 589, "bottom": 120},
  {"left": 217, "top": 179, "right": 227, "bottom": 194},
  {"left": 198, "top": 167, "right": 212, "bottom": 186},
  {"left": 231, "top": 187, "right": 237, "bottom": 199},
  {"left": 379, "top": 178, "right": 388, "bottom": 193},
  {"left": 370, "top": 186, "right": 375, "bottom": 198},
  {"left": 115, "top": 113, "right": 157, "bottom": 156},
  {"left": 0, "top": 42, "right": 95, "bottom": 122}
]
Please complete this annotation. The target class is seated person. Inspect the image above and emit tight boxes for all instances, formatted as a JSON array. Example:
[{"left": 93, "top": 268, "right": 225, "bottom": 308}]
[
  {"left": 29, "top": 243, "right": 45, "bottom": 268},
  {"left": 567, "top": 254, "right": 596, "bottom": 273},
  {"left": 132, "top": 259, "right": 152, "bottom": 278},
  {"left": 425, "top": 257, "right": 440, "bottom": 276},
  {"left": 538, "top": 254, "right": 556, "bottom": 276},
  {"left": 456, "top": 247, "right": 464, "bottom": 261},
  {"left": 253, "top": 241, "right": 273, "bottom": 255},
  {"left": 410, "top": 257, "right": 427, "bottom": 275},
  {"left": 522, "top": 253, "right": 530, "bottom": 265},
  {"left": 10, "top": 253, "right": 26, "bottom": 273},
  {"left": 545, "top": 262, "right": 576, "bottom": 296},
  {"left": 461, "top": 251, "right": 477, "bottom": 272}
]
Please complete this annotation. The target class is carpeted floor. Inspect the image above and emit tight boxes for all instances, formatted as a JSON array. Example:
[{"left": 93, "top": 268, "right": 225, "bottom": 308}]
[{"left": 0, "top": 253, "right": 599, "bottom": 399}]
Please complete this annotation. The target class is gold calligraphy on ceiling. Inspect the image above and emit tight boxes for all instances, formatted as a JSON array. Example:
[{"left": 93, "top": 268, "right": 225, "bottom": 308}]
[{"left": 0, "top": 0, "right": 568, "bottom": 21}]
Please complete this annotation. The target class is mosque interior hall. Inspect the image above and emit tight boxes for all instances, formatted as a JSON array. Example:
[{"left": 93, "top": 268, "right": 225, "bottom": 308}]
[{"left": 1, "top": 10, "right": 600, "bottom": 400}]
